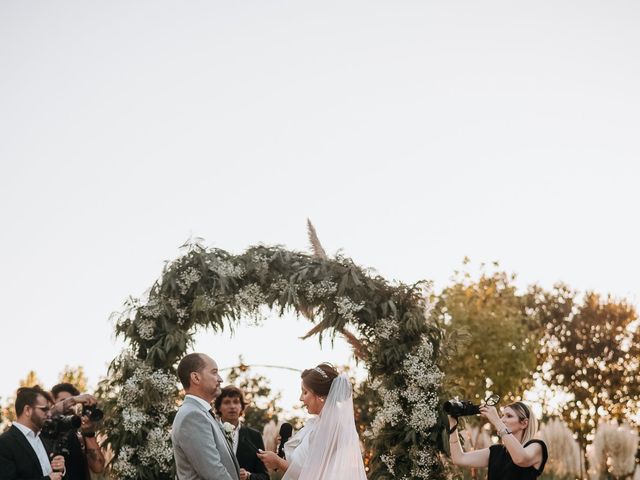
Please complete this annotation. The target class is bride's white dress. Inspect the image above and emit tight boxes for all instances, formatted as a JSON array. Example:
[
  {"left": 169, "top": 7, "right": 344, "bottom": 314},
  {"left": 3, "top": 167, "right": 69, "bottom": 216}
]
[{"left": 282, "top": 374, "right": 367, "bottom": 480}]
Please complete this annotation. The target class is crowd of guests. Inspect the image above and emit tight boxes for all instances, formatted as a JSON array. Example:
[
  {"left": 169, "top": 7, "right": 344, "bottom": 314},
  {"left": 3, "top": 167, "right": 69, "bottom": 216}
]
[{"left": 0, "top": 379, "right": 270, "bottom": 480}]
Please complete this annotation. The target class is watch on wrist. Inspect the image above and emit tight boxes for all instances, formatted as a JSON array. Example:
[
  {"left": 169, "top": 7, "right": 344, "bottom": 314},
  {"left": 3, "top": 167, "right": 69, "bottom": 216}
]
[{"left": 497, "top": 426, "right": 512, "bottom": 438}]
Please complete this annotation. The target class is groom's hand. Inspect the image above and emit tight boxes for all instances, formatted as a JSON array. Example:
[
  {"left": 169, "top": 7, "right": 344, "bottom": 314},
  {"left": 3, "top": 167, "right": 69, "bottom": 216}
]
[{"left": 239, "top": 468, "right": 250, "bottom": 480}]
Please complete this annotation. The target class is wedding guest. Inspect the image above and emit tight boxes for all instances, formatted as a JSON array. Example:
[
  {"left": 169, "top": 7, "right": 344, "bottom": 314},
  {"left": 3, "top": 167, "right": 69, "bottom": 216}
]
[
  {"left": 448, "top": 401, "right": 548, "bottom": 479},
  {"left": 0, "top": 386, "right": 66, "bottom": 480},
  {"left": 49, "top": 383, "right": 106, "bottom": 479},
  {"left": 257, "top": 363, "right": 367, "bottom": 480},
  {"left": 214, "top": 386, "right": 269, "bottom": 480}
]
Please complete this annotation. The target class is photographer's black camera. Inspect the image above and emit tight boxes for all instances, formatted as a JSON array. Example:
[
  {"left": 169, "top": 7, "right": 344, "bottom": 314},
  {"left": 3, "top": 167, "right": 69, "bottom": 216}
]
[
  {"left": 82, "top": 405, "right": 104, "bottom": 422},
  {"left": 41, "top": 414, "right": 81, "bottom": 438},
  {"left": 443, "top": 399, "right": 481, "bottom": 417}
]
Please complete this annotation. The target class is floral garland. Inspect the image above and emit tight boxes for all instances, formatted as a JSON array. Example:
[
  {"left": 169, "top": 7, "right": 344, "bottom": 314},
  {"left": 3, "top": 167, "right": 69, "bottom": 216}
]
[{"left": 99, "top": 242, "right": 448, "bottom": 479}]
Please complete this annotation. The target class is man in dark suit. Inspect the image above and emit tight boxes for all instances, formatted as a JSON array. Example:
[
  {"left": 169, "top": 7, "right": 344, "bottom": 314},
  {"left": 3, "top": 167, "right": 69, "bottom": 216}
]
[
  {"left": 214, "top": 386, "right": 269, "bottom": 480},
  {"left": 0, "top": 386, "right": 66, "bottom": 480}
]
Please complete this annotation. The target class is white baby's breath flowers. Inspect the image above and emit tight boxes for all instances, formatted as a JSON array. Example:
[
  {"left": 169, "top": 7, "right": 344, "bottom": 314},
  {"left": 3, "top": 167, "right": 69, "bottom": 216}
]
[
  {"left": 148, "top": 370, "right": 177, "bottom": 396},
  {"left": 380, "top": 453, "right": 397, "bottom": 476},
  {"left": 139, "top": 298, "right": 163, "bottom": 319},
  {"left": 233, "top": 283, "right": 268, "bottom": 325},
  {"left": 370, "top": 385, "right": 404, "bottom": 437},
  {"left": 208, "top": 258, "right": 245, "bottom": 278},
  {"left": 305, "top": 280, "right": 338, "bottom": 300},
  {"left": 112, "top": 446, "right": 138, "bottom": 479},
  {"left": 138, "top": 427, "right": 174, "bottom": 471},
  {"left": 178, "top": 267, "right": 202, "bottom": 294},
  {"left": 368, "top": 301, "right": 443, "bottom": 478},
  {"left": 136, "top": 318, "right": 156, "bottom": 340},
  {"left": 376, "top": 317, "right": 399, "bottom": 340},
  {"left": 335, "top": 296, "right": 364, "bottom": 323},
  {"left": 409, "top": 446, "right": 440, "bottom": 479},
  {"left": 251, "top": 252, "right": 270, "bottom": 274},
  {"left": 167, "top": 297, "right": 189, "bottom": 324},
  {"left": 122, "top": 407, "right": 150, "bottom": 433}
]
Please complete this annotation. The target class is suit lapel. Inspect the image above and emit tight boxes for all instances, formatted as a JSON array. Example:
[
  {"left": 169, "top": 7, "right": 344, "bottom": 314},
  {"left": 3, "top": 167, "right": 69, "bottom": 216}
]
[
  {"left": 215, "top": 420, "right": 236, "bottom": 458},
  {"left": 181, "top": 397, "right": 240, "bottom": 478},
  {"left": 10, "top": 425, "right": 45, "bottom": 476},
  {"left": 216, "top": 421, "right": 240, "bottom": 476}
]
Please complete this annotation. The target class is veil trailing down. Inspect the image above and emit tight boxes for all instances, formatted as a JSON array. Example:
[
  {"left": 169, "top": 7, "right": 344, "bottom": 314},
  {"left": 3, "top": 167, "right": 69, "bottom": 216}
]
[{"left": 283, "top": 374, "right": 367, "bottom": 480}]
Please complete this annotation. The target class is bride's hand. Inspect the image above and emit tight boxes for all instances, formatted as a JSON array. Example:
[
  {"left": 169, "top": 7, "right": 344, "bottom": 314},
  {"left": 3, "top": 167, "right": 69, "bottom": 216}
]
[{"left": 257, "top": 450, "right": 287, "bottom": 471}]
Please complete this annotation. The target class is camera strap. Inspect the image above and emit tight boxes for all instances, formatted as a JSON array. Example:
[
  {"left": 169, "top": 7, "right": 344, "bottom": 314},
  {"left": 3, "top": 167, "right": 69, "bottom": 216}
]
[{"left": 447, "top": 419, "right": 458, "bottom": 435}]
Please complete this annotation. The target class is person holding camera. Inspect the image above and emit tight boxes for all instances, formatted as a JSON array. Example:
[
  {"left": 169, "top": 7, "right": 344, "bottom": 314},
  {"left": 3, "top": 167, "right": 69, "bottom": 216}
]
[
  {"left": 447, "top": 401, "right": 548, "bottom": 479},
  {"left": 0, "top": 386, "right": 66, "bottom": 480},
  {"left": 49, "top": 383, "right": 106, "bottom": 480}
]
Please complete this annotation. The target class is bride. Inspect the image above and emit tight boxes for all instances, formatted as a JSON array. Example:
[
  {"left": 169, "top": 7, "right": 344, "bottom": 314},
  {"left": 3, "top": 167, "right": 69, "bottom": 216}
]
[{"left": 257, "top": 363, "right": 367, "bottom": 480}]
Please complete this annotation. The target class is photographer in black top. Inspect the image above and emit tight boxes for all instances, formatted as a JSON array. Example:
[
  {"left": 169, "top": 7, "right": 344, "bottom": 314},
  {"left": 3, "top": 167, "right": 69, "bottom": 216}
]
[
  {"left": 48, "top": 383, "right": 106, "bottom": 480},
  {"left": 447, "top": 400, "right": 548, "bottom": 480}
]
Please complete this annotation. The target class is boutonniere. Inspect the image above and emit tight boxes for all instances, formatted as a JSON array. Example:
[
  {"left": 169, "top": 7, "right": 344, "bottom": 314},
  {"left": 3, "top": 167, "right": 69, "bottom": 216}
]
[{"left": 222, "top": 422, "right": 235, "bottom": 443}]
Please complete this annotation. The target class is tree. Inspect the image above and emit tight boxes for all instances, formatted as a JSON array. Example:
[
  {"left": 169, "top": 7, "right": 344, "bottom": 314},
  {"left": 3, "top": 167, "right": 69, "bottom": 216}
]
[
  {"left": 225, "top": 357, "right": 283, "bottom": 433},
  {"left": 435, "top": 266, "right": 541, "bottom": 403},
  {"left": 58, "top": 365, "right": 89, "bottom": 392},
  {"left": 19, "top": 370, "right": 41, "bottom": 388},
  {"left": 540, "top": 292, "right": 640, "bottom": 447}
]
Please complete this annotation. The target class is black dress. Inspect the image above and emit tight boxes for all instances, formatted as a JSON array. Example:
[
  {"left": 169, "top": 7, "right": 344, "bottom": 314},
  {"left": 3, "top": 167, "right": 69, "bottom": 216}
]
[{"left": 487, "top": 439, "right": 548, "bottom": 480}]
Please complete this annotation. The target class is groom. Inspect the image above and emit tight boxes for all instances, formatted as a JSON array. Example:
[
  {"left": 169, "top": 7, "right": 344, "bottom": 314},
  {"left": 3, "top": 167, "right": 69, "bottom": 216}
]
[{"left": 172, "top": 353, "right": 240, "bottom": 480}]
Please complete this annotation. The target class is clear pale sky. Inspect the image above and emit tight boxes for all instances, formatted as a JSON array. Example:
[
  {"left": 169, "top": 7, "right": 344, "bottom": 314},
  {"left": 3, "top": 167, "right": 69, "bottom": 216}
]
[{"left": 1, "top": 1, "right": 638, "bottom": 412}]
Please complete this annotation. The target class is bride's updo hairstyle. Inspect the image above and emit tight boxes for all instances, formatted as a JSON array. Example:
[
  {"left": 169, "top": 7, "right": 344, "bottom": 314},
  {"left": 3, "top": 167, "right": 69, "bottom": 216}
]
[{"left": 301, "top": 363, "right": 339, "bottom": 397}]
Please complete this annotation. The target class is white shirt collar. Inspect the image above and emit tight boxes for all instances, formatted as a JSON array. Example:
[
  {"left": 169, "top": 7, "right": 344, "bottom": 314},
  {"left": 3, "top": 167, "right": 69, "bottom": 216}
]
[
  {"left": 185, "top": 394, "right": 213, "bottom": 412},
  {"left": 13, "top": 421, "right": 37, "bottom": 437}
]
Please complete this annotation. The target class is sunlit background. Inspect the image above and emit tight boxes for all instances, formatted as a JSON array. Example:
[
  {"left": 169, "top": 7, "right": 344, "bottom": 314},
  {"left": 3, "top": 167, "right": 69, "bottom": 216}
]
[{"left": 1, "top": 1, "right": 638, "bottom": 422}]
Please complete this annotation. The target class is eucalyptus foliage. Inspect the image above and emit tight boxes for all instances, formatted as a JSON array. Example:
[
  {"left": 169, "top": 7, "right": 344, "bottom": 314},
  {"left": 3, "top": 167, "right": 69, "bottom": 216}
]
[{"left": 99, "top": 242, "right": 448, "bottom": 479}]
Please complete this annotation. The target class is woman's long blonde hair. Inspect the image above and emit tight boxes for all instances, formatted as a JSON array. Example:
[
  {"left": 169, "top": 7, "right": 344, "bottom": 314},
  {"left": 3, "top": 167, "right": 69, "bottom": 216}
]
[{"left": 507, "top": 401, "right": 538, "bottom": 444}]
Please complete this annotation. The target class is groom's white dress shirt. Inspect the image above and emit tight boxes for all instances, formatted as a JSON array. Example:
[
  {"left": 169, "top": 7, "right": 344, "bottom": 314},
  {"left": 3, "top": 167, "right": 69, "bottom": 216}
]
[
  {"left": 13, "top": 421, "right": 52, "bottom": 476},
  {"left": 185, "top": 394, "right": 212, "bottom": 412}
]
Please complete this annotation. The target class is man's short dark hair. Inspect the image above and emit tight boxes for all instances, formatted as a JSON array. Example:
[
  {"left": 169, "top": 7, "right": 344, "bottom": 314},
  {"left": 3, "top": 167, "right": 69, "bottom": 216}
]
[
  {"left": 214, "top": 385, "right": 247, "bottom": 414},
  {"left": 51, "top": 382, "right": 81, "bottom": 400},
  {"left": 15, "top": 385, "right": 52, "bottom": 416},
  {"left": 177, "top": 353, "right": 206, "bottom": 389}
]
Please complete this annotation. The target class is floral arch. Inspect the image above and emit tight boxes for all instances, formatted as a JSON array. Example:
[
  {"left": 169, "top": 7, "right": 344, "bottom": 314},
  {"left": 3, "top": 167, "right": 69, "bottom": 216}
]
[{"left": 100, "top": 235, "right": 447, "bottom": 479}]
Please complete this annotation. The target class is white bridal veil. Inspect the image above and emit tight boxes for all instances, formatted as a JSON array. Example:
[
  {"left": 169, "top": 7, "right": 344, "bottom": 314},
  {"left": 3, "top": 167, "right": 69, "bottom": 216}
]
[{"left": 296, "top": 373, "right": 367, "bottom": 480}]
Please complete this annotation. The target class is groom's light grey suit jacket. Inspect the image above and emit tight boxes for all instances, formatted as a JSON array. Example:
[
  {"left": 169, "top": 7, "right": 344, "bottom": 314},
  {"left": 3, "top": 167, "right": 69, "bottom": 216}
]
[{"left": 171, "top": 396, "right": 241, "bottom": 480}]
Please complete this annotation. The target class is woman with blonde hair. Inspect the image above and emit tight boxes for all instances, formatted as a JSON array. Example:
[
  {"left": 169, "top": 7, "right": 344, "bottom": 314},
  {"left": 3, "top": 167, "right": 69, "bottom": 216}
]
[{"left": 448, "top": 401, "right": 548, "bottom": 479}]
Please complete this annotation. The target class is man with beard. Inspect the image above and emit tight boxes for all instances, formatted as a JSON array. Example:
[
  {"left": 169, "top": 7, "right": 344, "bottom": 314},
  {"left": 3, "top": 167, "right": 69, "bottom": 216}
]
[{"left": 0, "top": 386, "right": 66, "bottom": 479}]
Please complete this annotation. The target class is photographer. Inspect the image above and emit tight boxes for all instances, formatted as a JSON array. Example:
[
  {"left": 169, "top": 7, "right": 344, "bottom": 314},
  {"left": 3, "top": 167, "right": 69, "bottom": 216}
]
[
  {"left": 49, "top": 383, "right": 105, "bottom": 480},
  {"left": 447, "top": 401, "right": 548, "bottom": 479},
  {"left": 0, "top": 386, "right": 66, "bottom": 479}
]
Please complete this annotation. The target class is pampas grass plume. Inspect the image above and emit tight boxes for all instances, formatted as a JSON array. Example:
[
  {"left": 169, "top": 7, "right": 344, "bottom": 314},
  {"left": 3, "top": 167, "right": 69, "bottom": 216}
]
[
  {"left": 538, "top": 418, "right": 582, "bottom": 478},
  {"left": 588, "top": 422, "right": 638, "bottom": 479}
]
